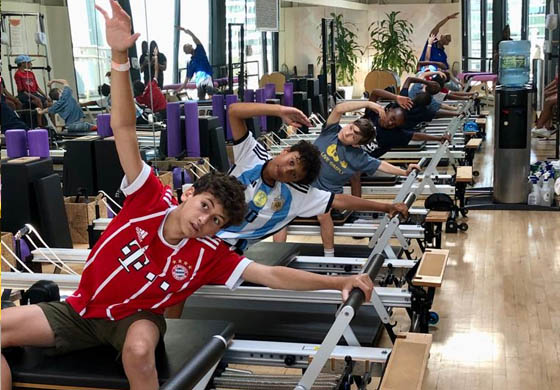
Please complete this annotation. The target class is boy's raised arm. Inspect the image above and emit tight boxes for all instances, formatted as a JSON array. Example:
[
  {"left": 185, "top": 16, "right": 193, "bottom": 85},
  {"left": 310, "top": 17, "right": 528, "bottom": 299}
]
[{"left": 96, "top": 1, "right": 143, "bottom": 184}]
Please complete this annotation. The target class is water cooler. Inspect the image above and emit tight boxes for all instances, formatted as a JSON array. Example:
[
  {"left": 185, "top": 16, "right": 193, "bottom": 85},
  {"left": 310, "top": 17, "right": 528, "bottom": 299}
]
[{"left": 493, "top": 85, "right": 534, "bottom": 203}]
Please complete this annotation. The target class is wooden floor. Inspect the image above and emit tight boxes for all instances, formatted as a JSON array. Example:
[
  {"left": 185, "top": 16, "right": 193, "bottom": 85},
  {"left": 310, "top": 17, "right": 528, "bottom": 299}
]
[
  {"left": 254, "top": 106, "right": 560, "bottom": 389},
  {"left": 413, "top": 108, "right": 560, "bottom": 390}
]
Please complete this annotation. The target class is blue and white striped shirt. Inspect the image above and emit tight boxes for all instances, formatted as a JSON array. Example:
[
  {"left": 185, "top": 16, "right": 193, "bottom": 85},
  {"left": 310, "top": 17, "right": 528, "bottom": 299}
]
[{"left": 217, "top": 132, "right": 334, "bottom": 250}]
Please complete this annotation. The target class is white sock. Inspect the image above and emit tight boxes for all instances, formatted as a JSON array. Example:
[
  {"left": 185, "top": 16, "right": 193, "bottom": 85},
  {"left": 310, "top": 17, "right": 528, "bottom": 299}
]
[{"left": 324, "top": 248, "right": 335, "bottom": 257}]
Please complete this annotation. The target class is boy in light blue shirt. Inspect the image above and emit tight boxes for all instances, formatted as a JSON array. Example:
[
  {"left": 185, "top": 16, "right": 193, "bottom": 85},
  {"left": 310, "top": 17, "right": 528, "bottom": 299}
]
[{"left": 39, "top": 79, "right": 94, "bottom": 132}]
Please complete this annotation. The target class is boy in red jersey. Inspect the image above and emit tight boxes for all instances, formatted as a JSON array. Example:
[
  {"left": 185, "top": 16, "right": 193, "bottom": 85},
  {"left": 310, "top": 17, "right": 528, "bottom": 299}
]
[
  {"left": 14, "top": 54, "right": 51, "bottom": 126},
  {"left": 1, "top": 3, "right": 374, "bottom": 389}
]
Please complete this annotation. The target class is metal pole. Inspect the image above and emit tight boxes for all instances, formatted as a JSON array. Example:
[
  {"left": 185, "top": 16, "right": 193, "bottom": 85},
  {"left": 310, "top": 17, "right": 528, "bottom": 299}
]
[
  {"left": 239, "top": 24, "right": 245, "bottom": 100},
  {"left": 321, "top": 18, "right": 328, "bottom": 115},
  {"left": 172, "top": 0, "right": 180, "bottom": 84},
  {"left": 262, "top": 32, "right": 268, "bottom": 75},
  {"left": 228, "top": 23, "right": 233, "bottom": 95},
  {"left": 551, "top": 41, "right": 560, "bottom": 160},
  {"left": 329, "top": 19, "right": 336, "bottom": 103}
]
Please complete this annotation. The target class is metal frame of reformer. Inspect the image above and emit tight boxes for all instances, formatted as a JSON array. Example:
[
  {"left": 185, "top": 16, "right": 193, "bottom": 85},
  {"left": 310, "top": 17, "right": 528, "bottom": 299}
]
[
  {"left": 1, "top": 250, "right": 413, "bottom": 390},
  {"left": 285, "top": 118, "right": 465, "bottom": 243}
]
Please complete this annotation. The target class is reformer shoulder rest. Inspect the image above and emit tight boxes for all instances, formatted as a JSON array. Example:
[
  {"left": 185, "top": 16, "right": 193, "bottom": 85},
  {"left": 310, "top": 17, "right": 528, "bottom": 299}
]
[{"left": 379, "top": 332, "right": 432, "bottom": 390}]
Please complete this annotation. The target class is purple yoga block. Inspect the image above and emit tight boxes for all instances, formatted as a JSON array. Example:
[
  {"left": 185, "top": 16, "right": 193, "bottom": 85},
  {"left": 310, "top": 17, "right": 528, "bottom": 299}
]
[
  {"left": 184, "top": 101, "right": 200, "bottom": 157},
  {"left": 5, "top": 129, "right": 28, "bottom": 158},
  {"left": 27, "top": 129, "right": 50, "bottom": 158},
  {"left": 283, "top": 83, "right": 294, "bottom": 106},
  {"left": 264, "top": 83, "right": 276, "bottom": 100},
  {"left": 212, "top": 95, "right": 225, "bottom": 130},
  {"left": 96, "top": 113, "right": 113, "bottom": 137},
  {"left": 225, "top": 94, "right": 238, "bottom": 141},
  {"left": 244, "top": 89, "right": 255, "bottom": 103},
  {"left": 167, "top": 102, "right": 182, "bottom": 157}
]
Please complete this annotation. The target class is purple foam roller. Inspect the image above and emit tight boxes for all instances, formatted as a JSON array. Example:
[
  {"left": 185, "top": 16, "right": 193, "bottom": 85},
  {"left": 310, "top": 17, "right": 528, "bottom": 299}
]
[
  {"left": 96, "top": 113, "right": 113, "bottom": 137},
  {"left": 225, "top": 94, "right": 238, "bottom": 141},
  {"left": 166, "top": 102, "right": 182, "bottom": 157},
  {"left": 212, "top": 95, "right": 225, "bottom": 130},
  {"left": 184, "top": 101, "right": 200, "bottom": 157},
  {"left": 27, "top": 129, "right": 49, "bottom": 158},
  {"left": 264, "top": 83, "right": 276, "bottom": 100},
  {"left": 244, "top": 89, "right": 255, "bottom": 103},
  {"left": 283, "top": 83, "right": 294, "bottom": 106},
  {"left": 5, "top": 129, "right": 28, "bottom": 158}
]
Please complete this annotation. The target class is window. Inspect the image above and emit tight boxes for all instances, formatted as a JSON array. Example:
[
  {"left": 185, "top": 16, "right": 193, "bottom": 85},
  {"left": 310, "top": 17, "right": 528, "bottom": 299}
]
[
  {"left": 130, "top": 0, "right": 175, "bottom": 87},
  {"left": 67, "top": 0, "right": 111, "bottom": 100},
  {"left": 226, "top": 0, "right": 271, "bottom": 90}
]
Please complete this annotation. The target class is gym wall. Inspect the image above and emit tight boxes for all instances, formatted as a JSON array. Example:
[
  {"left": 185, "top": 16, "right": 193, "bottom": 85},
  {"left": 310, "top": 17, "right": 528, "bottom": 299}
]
[{"left": 1, "top": 1, "right": 77, "bottom": 99}]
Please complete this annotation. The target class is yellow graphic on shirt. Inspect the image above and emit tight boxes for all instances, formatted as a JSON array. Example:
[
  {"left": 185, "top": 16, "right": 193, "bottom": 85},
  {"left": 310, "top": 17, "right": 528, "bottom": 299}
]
[
  {"left": 253, "top": 190, "right": 268, "bottom": 207},
  {"left": 326, "top": 144, "right": 339, "bottom": 162},
  {"left": 322, "top": 143, "right": 347, "bottom": 174}
]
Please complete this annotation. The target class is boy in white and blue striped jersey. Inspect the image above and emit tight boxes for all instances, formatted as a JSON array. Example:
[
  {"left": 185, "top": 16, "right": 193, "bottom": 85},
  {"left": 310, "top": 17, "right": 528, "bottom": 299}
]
[{"left": 216, "top": 103, "right": 409, "bottom": 252}]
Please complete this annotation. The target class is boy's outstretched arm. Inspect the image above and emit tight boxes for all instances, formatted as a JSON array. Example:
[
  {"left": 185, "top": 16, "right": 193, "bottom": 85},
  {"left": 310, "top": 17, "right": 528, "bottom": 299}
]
[
  {"left": 96, "top": 1, "right": 143, "bottom": 184},
  {"left": 326, "top": 100, "right": 385, "bottom": 125},
  {"left": 228, "top": 102, "right": 311, "bottom": 142},
  {"left": 242, "top": 262, "right": 374, "bottom": 302},
  {"left": 332, "top": 194, "right": 409, "bottom": 218}
]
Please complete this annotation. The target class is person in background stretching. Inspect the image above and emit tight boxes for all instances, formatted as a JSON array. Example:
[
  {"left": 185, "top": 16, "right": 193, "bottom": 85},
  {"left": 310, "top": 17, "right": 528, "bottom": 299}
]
[{"left": 176, "top": 26, "right": 216, "bottom": 100}]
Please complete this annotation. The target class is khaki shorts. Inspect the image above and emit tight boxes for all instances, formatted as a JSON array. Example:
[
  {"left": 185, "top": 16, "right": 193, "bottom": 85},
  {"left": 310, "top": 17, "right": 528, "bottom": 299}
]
[{"left": 37, "top": 301, "right": 166, "bottom": 356}]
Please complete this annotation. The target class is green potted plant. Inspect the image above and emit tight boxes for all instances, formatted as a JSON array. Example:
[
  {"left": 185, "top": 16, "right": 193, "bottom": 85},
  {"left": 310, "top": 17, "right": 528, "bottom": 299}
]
[
  {"left": 318, "top": 13, "right": 363, "bottom": 99},
  {"left": 367, "top": 11, "right": 416, "bottom": 78}
]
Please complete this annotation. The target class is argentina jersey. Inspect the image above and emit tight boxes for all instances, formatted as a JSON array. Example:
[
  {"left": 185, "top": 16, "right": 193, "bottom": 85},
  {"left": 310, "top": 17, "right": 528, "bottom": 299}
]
[{"left": 217, "top": 132, "right": 334, "bottom": 250}]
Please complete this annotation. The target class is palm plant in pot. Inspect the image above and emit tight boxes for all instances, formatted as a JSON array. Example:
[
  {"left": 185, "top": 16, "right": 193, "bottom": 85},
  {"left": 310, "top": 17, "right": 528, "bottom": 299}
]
[
  {"left": 318, "top": 13, "right": 362, "bottom": 99},
  {"left": 367, "top": 11, "right": 416, "bottom": 83}
]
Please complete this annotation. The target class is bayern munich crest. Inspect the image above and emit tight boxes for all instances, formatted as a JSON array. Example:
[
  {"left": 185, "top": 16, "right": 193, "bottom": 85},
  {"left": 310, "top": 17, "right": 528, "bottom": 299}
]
[{"left": 172, "top": 264, "right": 189, "bottom": 281}]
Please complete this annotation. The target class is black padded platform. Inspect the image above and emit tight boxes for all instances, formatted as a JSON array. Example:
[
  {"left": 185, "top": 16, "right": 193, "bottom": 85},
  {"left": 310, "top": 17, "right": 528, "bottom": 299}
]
[
  {"left": 182, "top": 298, "right": 383, "bottom": 347},
  {"left": 390, "top": 140, "right": 426, "bottom": 151},
  {"left": 297, "top": 243, "right": 404, "bottom": 259},
  {"left": 244, "top": 241, "right": 301, "bottom": 267},
  {"left": 292, "top": 209, "right": 353, "bottom": 226},
  {"left": 6, "top": 319, "right": 233, "bottom": 389},
  {"left": 359, "top": 174, "right": 399, "bottom": 186}
]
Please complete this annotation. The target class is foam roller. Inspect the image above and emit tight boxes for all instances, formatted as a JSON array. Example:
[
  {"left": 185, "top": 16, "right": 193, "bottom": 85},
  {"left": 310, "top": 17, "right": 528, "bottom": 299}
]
[
  {"left": 96, "top": 113, "right": 113, "bottom": 137},
  {"left": 27, "top": 129, "right": 49, "bottom": 158},
  {"left": 184, "top": 101, "right": 200, "bottom": 157},
  {"left": 166, "top": 102, "right": 182, "bottom": 157},
  {"left": 283, "top": 83, "right": 293, "bottom": 106},
  {"left": 212, "top": 95, "right": 225, "bottom": 129},
  {"left": 5, "top": 129, "right": 28, "bottom": 158}
]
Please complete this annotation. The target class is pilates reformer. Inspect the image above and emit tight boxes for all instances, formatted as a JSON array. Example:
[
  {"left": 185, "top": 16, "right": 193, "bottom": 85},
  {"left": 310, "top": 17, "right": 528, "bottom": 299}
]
[{"left": 2, "top": 224, "right": 435, "bottom": 390}]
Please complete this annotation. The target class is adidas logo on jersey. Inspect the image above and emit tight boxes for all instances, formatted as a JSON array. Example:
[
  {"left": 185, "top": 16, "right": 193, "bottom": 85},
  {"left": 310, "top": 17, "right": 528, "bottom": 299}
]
[{"left": 136, "top": 227, "right": 148, "bottom": 242}]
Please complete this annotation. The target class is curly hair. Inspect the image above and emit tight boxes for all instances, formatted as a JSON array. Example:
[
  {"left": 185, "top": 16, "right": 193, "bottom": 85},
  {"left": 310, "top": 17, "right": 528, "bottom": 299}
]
[
  {"left": 192, "top": 172, "right": 247, "bottom": 227},
  {"left": 288, "top": 140, "right": 322, "bottom": 185},
  {"left": 352, "top": 118, "right": 376, "bottom": 145}
]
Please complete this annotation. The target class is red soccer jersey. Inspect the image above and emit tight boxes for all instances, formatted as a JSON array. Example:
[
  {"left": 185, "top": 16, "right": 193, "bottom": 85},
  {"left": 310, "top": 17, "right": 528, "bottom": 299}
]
[
  {"left": 136, "top": 79, "right": 167, "bottom": 112},
  {"left": 66, "top": 163, "right": 251, "bottom": 320},
  {"left": 14, "top": 69, "right": 39, "bottom": 94}
]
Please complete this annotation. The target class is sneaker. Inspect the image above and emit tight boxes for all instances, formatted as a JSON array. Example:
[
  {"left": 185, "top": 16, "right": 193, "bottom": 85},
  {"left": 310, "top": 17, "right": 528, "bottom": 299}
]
[{"left": 531, "top": 127, "right": 553, "bottom": 138}]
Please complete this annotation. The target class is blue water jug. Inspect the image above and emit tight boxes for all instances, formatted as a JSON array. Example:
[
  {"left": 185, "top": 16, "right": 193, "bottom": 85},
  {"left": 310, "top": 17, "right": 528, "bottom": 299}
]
[{"left": 498, "top": 40, "right": 531, "bottom": 87}]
